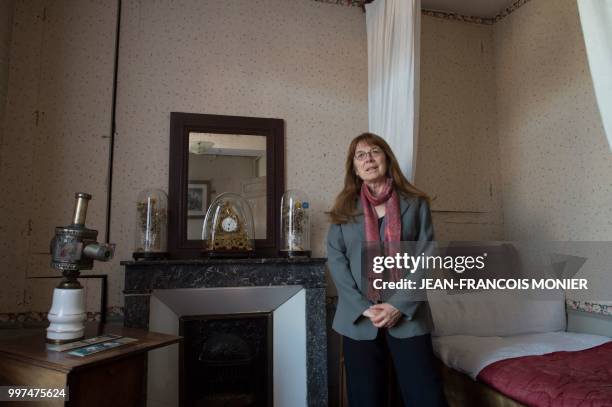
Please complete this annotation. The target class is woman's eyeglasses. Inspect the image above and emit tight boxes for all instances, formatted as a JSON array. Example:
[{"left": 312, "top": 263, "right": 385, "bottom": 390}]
[{"left": 354, "top": 148, "right": 383, "bottom": 161}]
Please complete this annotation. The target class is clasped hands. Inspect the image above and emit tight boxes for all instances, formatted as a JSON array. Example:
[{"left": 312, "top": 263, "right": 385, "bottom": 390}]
[{"left": 362, "top": 303, "right": 402, "bottom": 328}]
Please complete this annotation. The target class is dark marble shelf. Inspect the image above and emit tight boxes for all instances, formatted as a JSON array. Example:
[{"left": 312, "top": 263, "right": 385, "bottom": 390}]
[
  {"left": 124, "top": 258, "right": 327, "bottom": 293},
  {"left": 120, "top": 257, "right": 327, "bottom": 266}
]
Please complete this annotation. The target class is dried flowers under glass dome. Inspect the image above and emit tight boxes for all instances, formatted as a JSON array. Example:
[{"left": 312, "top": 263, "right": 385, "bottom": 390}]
[
  {"left": 202, "top": 192, "right": 255, "bottom": 257},
  {"left": 280, "top": 189, "right": 311, "bottom": 257},
  {"left": 133, "top": 188, "right": 168, "bottom": 260}
]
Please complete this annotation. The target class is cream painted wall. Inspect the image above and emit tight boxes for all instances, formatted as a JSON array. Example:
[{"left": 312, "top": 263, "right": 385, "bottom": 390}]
[{"left": 494, "top": 0, "right": 612, "bottom": 301}]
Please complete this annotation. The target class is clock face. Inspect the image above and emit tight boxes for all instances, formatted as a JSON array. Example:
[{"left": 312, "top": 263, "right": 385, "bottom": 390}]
[{"left": 221, "top": 216, "right": 238, "bottom": 233}]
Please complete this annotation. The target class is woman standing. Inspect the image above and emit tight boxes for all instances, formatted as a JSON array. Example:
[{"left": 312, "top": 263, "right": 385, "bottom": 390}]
[{"left": 327, "top": 133, "right": 447, "bottom": 406}]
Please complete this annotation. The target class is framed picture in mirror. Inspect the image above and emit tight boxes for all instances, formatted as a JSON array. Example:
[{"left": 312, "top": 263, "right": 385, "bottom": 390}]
[{"left": 187, "top": 181, "right": 210, "bottom": 218}]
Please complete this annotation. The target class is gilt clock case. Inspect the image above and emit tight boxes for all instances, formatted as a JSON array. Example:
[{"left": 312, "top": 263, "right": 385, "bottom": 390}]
[{"left": 201, "top": 193, "right": 255, "bottom": 257}]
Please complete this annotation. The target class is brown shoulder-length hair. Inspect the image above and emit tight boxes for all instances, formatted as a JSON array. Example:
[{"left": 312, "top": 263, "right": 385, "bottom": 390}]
[{"left": 327, "top": 132, "right": 430, "bottom": 224}]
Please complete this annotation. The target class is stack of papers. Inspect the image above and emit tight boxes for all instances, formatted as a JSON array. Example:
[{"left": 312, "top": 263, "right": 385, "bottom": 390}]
[{"left": 47, "top": 334, "right": 138, "bottom": 357}]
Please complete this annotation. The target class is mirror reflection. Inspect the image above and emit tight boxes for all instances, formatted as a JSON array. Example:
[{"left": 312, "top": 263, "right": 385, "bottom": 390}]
[{"left": 187, "top": 132, "right": 267, "bottom": 240}]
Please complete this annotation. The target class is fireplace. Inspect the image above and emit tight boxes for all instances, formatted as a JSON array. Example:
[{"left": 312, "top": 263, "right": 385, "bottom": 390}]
[
  {"left": 146, "top": 286, "right": 308, "bottom": 406},
  {"left": 122, "top": 257, "right": 327, "bottom": 407},
  {"left": 182, "top": 313, "right": 272, "bottom": 407}
]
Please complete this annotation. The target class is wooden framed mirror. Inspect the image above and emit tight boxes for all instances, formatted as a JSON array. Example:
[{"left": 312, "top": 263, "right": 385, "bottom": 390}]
[{"left": 168, "top": 112, "right": 285, "bottom": 258}]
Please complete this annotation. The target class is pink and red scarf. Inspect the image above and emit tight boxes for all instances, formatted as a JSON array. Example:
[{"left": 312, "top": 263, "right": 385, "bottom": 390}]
[{"left": 360, "top": 177, "right": 402, "bottom": 302}]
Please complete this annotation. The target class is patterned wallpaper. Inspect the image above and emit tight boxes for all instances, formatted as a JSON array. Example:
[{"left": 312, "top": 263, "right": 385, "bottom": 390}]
[
  {"left": 417, "top": 15, "right": 504, "bottom": 242},
  {"left": 495, "top": 0, "right": 612, "bottom": 301},
  {"left": 1, "top": 0, "right": 505, "bottom": 311},
  {"left": 314, "top": 0, "right": 534, "bottom": 25},
  {"left": 567, "top": 300, "right": 612, "bottom": 318},
  {"left": 110, "top": 0, "right": 368, "bottom": 307},
  {"left": 0, "top": 0, "right": 117, "bottom": 313},
  {"left": 421, "top": 0, "right": 534, "bottom": 25},
  {"left": 1, "top": 0, "right": 368, "bottom": 312},
  {"left": 1, "top": 0, "right": 609, "bottom": 315},
  {"left": 314, "top": 0, "right": 364, "bottom": 6},
  {"left": 0, "top": 1, "right": 13, "bottom": 313},
  {"left": 0, "top": 0, "right": 13, "bottom": 164}
]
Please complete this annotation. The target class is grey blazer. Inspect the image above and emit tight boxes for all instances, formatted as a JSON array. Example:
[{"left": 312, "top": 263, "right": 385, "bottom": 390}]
[{"left": 327, "top": 195, "right": 434, "bottom": 340}]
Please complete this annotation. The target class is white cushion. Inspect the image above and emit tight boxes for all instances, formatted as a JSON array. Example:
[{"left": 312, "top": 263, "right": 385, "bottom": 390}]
[{"left": 429, "top": 290, "right": 566, "bottom": 337}]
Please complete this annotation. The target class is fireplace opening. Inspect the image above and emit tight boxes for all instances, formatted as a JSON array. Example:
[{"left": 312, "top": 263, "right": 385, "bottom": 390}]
[{"left": 181, "top": 313, "right": 272, "bottom": 407}]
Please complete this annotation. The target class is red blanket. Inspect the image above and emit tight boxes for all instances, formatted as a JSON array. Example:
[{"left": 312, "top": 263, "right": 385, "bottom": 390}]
[{"left": 477, "top": 341, "right": 612, "bottom": 407}]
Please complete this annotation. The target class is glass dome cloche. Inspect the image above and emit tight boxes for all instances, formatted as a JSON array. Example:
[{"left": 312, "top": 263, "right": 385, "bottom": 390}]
[
  {"left": 133, "top": 188, "right": 168, "bottom": 260},
  {"left": 202, "top": 192, "right": 255, "bottom": 257},
  {"left": 280, "top": 189, "right": 311, "bottom": 257}
]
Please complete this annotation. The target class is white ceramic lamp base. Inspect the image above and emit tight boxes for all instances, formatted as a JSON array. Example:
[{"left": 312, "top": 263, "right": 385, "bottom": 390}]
[{"left": 46, "top": 287, "right": 86, "bottom": 344}]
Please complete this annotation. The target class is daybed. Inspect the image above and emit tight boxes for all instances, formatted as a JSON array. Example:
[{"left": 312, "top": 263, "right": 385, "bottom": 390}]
[{"left": 430, "top": 291, "right": 612, "bottom": 407}]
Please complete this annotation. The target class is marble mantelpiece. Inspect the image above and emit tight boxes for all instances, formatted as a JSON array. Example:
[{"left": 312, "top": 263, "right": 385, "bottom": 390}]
[{"left": 122, "top": 257, "right": 328, "bottom": 407}]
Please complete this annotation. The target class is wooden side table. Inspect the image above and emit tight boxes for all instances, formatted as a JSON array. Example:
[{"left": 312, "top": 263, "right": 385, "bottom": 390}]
[{"left": 0, "top": 324, "right": 181, "bottom": 407}]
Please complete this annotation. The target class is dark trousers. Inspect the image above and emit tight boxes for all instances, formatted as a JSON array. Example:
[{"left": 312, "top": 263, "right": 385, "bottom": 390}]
[{"left": 343, "top": 331, "right": 448, "bottom": 407}]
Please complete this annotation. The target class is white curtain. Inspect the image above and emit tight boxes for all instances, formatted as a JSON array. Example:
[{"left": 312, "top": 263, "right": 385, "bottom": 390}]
[
  {"left": 366, "top": 0, "right": 421, "bottom": 181},
  {"left": 577, "top": 0, "right": 612, "bottom": 151}
]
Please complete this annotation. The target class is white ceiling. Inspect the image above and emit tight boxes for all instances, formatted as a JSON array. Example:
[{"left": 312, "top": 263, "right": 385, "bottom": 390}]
[{"left": 421, "top": 0, "right": 516, "bottom": 18}]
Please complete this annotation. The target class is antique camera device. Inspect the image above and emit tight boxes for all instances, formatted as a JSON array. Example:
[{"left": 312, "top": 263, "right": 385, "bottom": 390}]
[{"left": 47, "top": 193, "right": 115, "bottom": 343}]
